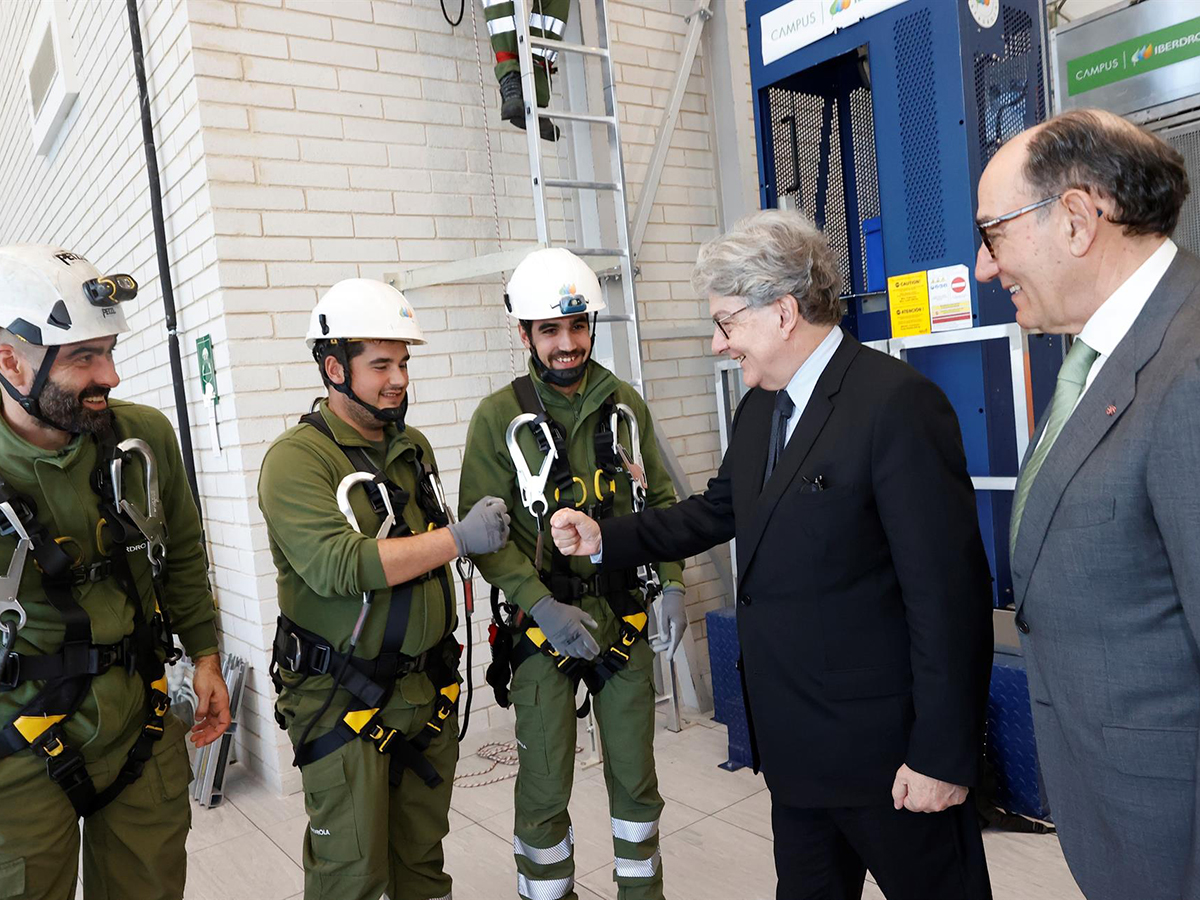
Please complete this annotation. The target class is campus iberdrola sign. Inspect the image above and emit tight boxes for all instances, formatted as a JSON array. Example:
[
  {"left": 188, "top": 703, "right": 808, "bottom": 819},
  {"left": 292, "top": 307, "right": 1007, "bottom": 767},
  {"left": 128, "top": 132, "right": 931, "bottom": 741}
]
[{"left": 1067, "top": 16, "right": 1200, "bottom": 96}]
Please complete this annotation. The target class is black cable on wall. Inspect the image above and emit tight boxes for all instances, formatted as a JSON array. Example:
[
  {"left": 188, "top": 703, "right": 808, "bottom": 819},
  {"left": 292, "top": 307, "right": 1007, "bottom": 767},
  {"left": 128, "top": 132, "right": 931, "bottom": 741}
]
[{"left": 125, "top": 0, "right": 204, "bottom": 516}]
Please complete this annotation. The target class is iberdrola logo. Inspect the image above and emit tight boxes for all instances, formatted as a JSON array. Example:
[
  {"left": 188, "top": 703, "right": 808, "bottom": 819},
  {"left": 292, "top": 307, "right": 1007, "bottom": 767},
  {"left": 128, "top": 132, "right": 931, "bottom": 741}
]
[
  {"left": 830, "top": 0, "right": 853, "bottom": 13},
  {"left": 1132, "top": 43, "right": 1154, "bottom": 65}
]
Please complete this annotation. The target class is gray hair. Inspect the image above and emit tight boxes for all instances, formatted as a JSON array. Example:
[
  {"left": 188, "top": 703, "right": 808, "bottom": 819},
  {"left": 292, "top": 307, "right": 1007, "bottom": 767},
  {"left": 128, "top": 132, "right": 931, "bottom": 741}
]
[{"left": 691, "top": 209, "right": 843, "bottom": 325}]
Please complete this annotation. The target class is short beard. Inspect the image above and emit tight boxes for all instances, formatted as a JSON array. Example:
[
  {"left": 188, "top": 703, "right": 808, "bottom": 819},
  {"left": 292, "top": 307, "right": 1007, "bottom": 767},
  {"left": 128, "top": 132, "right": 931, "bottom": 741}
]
[{"left": 37, "top": 379, "right": 113, "bottom": 435}]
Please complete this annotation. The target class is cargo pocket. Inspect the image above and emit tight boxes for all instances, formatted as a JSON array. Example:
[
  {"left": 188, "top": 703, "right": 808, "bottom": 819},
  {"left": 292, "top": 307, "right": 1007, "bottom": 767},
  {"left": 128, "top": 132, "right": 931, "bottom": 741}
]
[
  {"left": 302, "top": 752, "right": 363, "bottom": 862},
  {"left": 156, "top": 716, "right": 195, "bottom": 802},
  {"left": 0, "top": 859, "right": 24, "bottom": 899},
  {"left": 510, "top": 681, "right": 550, "bottom": 777}
]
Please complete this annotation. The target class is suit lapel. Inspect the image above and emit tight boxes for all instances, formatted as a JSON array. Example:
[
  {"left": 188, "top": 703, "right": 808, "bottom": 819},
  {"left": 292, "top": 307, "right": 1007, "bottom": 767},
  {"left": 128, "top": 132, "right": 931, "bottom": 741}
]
[
  {"left": 737, "top": 332, "right": 860, "bottom": 579},
  {"left": 1013, "top": 252, "right": 1200, "bottom": 609},
  {"left": 731, "top": 390, "right": 772, "bottom": 549}
]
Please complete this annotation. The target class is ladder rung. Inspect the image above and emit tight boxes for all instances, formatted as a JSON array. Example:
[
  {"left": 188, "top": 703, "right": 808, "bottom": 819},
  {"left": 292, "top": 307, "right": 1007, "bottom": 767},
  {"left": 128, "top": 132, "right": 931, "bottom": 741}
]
[
  {"left": 595, "top": 313, "right": 634, "bottom": 323},
  {"left": 544, "top": 178, "right": 620, "bottom": 191},
  {"left": 542, "top": 110, "right": 617, "bottom": 127},
  {"left": 530, "top": 36, "right": 609, "bottom": 58},
  {"left": 571, "top": 247, "right": 628, "bottom": 258}
]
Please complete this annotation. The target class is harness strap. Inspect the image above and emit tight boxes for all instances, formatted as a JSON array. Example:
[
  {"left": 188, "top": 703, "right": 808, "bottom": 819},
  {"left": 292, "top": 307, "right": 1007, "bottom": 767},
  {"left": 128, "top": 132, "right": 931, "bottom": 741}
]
[
  {"left": 277, "top": 413, "right": 458, "bottom": 786},
  {"left": 0, "top": 427, "right": 176, "bottom": 818}
]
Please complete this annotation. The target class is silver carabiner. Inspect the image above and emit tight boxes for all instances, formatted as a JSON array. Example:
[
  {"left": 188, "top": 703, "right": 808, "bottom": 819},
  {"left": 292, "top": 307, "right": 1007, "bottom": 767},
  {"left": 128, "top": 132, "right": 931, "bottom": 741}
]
[
  {"left": 335, "top": 472, "right": 396, "bottom": 648},
  {"left": 0, "top": 502, "right": 31, "bottom": 677},
  {"left": 505, "top": 413, "right": 557, "bottom": 520},
  {"left": 110, "top": 438, "right": 168, "bottom": 576},
  {"left": 336, "top": 472, "right": 395, "bottom": 541},
  {"left": 611, "top": 403, "right": 647, "bottom": 510}
]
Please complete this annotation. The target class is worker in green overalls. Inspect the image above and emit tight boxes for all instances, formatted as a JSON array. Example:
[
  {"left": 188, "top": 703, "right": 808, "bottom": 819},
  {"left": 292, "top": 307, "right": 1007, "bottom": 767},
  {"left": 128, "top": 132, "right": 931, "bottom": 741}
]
[
  {"left": 483, "top": 0, "right": 571, "bottom": 141},
  {"left": 259, "top": 278, "right": 510, "bottom": 900},
  {"left": 0, "top": 244, "right": 229, "bottom": 899},
  {"left": 460, "top": 247, "right": 688, "bottom": 900}
]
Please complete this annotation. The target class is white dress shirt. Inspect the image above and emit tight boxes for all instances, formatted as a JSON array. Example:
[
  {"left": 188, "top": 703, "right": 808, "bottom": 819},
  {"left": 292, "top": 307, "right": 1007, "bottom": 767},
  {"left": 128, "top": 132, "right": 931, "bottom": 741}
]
[
  {"left": 1075, "top": 238, "right": 1177, "bottom": 407},
  {"left": 780, "top": 325, "right": 844, "bottom": 445}
]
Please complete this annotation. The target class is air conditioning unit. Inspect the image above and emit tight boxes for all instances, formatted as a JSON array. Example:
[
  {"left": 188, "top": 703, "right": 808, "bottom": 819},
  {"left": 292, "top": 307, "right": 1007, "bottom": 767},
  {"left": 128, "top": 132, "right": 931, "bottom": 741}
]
[{"left": 23, "top": 0, "right": 79, "bottom": 156}]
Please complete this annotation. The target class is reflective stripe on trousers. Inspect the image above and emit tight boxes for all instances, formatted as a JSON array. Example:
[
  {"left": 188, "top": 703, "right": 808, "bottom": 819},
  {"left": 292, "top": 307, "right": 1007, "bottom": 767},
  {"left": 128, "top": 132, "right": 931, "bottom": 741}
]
[
  {"left": 614, "top": 847, "right": 662, "bottom": 880},
  {"left": 517, "top": 873, "right": 575, "bottom": 900},
  {"left": 513, "top": 827, "right": 575, "bottom": 866},
  {"left": 611, "top": 816, "right": 659, "bottom": 843}
]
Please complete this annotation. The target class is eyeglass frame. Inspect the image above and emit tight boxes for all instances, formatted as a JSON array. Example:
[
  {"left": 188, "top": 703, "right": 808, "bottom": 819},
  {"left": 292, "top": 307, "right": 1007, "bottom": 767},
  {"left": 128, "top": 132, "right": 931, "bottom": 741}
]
[
  {"left": 711, "top": 304, "right": 752, "bottom": 339},
  {"left": 976, "top": 193, "right": 1062, "bottom": 255}
]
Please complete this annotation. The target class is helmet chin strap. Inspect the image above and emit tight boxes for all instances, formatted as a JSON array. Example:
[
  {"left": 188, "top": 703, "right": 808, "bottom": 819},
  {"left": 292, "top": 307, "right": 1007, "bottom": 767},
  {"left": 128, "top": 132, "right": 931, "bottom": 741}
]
[
  {"left": 317, "top": 342, "right": 408, "bottom": 428},
  {"left": 0, "top": 346, "right": 70, "bottom": 432},
  {"left": 527, "top": 313, "right": 597, "bottom": 388}
]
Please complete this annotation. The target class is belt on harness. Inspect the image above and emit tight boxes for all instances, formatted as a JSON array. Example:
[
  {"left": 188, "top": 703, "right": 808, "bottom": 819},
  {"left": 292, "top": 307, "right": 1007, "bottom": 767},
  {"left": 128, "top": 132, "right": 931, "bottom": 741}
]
[
  {"left": 0, "top": 426, "right": 179, "bottom": 818},
  {"left": 269, "top": 412, "right": 459, "bottom": 788}
]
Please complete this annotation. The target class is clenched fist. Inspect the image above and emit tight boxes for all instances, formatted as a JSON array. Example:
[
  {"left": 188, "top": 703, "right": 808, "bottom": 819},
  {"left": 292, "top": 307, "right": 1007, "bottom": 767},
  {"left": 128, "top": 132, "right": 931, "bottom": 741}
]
[{"left": 550, "top": 508, "right": 602, "bottom": 556}]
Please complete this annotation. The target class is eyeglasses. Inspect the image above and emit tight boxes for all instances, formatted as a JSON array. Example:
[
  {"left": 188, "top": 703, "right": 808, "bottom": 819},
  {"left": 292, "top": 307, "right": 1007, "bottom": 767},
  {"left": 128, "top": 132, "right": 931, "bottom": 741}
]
[
  {"left": 712, "top": 305, "right": 751, "bottom": 339},
  {"left": 977, "top": 194, "right": 1062, "bottom": 255}
]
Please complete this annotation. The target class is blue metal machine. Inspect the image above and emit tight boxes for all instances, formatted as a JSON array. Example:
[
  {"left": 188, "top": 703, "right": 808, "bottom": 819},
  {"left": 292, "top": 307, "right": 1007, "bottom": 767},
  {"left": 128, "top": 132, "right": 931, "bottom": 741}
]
[
  {"left": 746, "top": 0, "right": 1062, "bottom": 607},
  {"left": 711, "top": 0, "right": 1067, "bottom": 819}
]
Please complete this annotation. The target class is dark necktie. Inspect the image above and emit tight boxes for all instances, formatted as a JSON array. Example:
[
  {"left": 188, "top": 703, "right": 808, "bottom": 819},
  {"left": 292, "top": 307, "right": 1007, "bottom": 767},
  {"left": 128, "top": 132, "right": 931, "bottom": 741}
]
[{"left": 764, "top": 389, "right": 796, "bottom": 487}]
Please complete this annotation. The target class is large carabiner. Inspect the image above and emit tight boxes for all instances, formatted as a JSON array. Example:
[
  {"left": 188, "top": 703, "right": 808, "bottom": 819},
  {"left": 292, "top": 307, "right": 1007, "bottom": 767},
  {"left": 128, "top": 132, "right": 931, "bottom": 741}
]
[
  {"left": 505, "top": 413, "right": 557, "bottom": 520},
  {"left": 336, "top": 472, "right": 396, "bottom": 648},
  {"left": 0, "top": 502, "right": 31, "bottom": 678},
  {"left": 110, "top": 439, "right": 168, "bottom": 578},
  {"left": 611, "top": 403, "right": 647, "bottom": 511}
]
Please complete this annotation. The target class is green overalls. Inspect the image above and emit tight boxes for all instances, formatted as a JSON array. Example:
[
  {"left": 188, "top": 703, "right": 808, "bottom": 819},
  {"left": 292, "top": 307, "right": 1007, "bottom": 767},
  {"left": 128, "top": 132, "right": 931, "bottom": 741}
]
[
  {"left": 0, "top": 400, "right": 218, "bottom": 900},
  {"left": 258, "top": 401, "right": 459, "bottom": 900},
  {"left": 484, "top": 0, "right": 572, "bottom": 106},
  {"left": 460, "top": 361, "right": 682, "bottom": 900}
]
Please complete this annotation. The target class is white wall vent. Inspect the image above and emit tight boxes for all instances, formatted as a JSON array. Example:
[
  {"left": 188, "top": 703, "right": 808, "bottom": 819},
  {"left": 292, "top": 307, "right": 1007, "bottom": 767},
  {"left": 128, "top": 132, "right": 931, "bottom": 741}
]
[{"left": 23, "top": 1, "right": 79, "bottom": 156}]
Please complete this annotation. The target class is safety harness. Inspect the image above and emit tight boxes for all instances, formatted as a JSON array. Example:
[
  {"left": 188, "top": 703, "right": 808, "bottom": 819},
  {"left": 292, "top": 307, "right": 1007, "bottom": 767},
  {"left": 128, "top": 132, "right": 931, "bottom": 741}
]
[
  {"left": 269, "top": 412, "right": 463, "bottom": 789},
  {"left": 485, "top": 376, "right": 659, "bottom": 716},
  {"left": 0, "top": 427, "right": 180, "bottom": 818}
]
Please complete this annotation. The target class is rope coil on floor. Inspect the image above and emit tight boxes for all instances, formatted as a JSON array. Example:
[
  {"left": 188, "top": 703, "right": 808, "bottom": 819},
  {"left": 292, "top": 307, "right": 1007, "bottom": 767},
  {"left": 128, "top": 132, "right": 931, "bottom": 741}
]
[{"left": 454, "top": 741, "right": 583, "bottom": 788}]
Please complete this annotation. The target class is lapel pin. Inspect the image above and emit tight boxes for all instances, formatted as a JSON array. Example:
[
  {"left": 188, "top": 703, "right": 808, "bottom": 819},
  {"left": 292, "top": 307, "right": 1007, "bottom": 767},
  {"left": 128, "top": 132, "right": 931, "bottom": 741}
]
[{"left": 1106, "top": 404, "right": 1117, "bottom": 416}]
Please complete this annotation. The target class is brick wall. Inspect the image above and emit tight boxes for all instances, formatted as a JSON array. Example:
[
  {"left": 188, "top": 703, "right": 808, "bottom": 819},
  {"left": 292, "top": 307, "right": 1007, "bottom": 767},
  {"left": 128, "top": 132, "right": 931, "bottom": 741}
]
[{"left": 0, "top": 0, "right": 756, "bottom": 794}]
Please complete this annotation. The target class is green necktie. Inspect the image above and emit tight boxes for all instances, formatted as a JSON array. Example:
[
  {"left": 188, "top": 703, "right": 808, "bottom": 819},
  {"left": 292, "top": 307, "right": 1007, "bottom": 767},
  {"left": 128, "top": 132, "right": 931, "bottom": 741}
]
[{"left": 1010, "top": 338, "right": 1100, "bottom": 559}]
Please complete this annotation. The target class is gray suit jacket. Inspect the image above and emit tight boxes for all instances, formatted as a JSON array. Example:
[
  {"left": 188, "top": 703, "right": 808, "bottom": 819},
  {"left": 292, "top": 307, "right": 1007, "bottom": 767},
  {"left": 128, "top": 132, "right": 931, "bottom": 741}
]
[{"left": 1012, "top": 249, "right": 1200, "bottom": 900}]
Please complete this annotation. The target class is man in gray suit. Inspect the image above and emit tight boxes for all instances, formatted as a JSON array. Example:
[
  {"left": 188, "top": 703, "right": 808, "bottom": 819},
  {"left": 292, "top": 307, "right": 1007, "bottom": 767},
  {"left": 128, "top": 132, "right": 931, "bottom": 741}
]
[{"left": 976, "top": 108, "right": 1199, "bottom": 900}]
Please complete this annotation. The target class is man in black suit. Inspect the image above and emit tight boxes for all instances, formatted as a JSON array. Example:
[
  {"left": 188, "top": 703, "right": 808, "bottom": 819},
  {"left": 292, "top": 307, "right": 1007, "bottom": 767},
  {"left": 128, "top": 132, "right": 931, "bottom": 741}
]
[{"left": 551, "top": 210, "right": 994, "bottom": 900}]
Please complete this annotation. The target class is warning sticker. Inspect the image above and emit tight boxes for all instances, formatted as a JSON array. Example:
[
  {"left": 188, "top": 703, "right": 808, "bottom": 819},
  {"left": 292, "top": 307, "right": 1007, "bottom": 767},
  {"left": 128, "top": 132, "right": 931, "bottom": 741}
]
[
  {"left": 928, "top": 264, "right": 973, "bottom": 332},
  {"left": 887, "top": 270, "right": 931, "bottom": 338}
]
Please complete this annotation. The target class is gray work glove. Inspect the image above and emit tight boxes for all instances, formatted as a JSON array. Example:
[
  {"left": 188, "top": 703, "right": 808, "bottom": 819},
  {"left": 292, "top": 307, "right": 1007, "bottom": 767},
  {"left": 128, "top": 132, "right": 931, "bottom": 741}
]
[
  {"left": 653, "top": 586, "right": 687, "bottom": 658},
  {"left": 530, "top": 596, "right": 601, "bottom": 660},
  {"left": 449, "top": 497, "right": 510, "bottom": 556}
]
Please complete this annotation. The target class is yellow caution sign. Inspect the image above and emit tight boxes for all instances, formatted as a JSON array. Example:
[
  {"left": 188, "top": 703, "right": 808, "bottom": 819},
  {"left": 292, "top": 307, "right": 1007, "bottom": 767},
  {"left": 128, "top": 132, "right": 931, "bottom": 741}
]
[{"left": 887, "top": 270, "right": 932, "bottom": 338}]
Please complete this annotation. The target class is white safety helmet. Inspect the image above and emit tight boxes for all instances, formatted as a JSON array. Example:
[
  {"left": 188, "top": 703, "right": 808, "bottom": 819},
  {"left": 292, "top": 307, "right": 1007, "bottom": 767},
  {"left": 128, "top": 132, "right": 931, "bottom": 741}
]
[
  {"left": 306, "top": 278, "right": 425, "bottom": 348},
  {"left": 504, "top": 247, "right": 606, "bottom": 321},
  {"left": 0, "top": 245, "right": 135, "bottom": 426},
  {"left": 306, "top": 278, "right": 425, "bottom": 425},
  {"left": 0, "top": 245, "right": 133, "bottom": 347}
]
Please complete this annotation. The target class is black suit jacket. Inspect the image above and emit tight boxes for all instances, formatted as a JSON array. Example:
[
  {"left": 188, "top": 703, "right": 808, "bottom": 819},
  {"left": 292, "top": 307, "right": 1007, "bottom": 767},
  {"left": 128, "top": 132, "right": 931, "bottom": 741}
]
[{"left": 602, "top": 331, "right": 993, "bottom": 807}]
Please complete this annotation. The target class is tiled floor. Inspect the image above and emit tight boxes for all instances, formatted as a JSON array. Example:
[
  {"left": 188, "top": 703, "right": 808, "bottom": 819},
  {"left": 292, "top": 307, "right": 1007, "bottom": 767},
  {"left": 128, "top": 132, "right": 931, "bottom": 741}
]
[{"left": 160, "top": 714, "right": 1082, "bottom": 900}]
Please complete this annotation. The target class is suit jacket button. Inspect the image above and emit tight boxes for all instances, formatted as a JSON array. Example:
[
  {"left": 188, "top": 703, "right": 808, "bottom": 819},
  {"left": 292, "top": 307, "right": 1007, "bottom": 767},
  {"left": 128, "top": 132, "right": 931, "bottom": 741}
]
[
  {"left": 1016, "top": 615, "right": 1030, "bottom": 634},
  {"left": 738, "top": 592, "right": 752, "bottom": 606}
]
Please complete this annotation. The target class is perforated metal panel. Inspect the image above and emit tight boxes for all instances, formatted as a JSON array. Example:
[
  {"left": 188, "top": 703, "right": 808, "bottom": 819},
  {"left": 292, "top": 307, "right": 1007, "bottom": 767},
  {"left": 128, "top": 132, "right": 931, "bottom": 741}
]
[
  {"left": 765, "top": 65, "right": 878, "bottom": 296},
  {"left": 850, "top": 86, "right": 881, "bottom": 287},
  {"left": 974, "top": 5, "right": 1044, "bottom": 169},
  {"left": 1161, "top": 123, "right": 1200, "bottom": 257},
  {"left": 893, "top": 8, "right": 945, "bottom": 264}
]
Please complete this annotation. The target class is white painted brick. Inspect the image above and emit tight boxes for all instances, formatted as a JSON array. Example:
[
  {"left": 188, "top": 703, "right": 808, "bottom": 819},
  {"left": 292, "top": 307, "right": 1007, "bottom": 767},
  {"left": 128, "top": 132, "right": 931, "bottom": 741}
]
[
  {"left": 251, "top": 108, "right": 344, "bottom": 139},
  {"left": 262, "top": 210, "right": 355, "bottom": 237},
  {"left": 305, "top": 188, "right": 393, "bottom": 214},
  {"left": 288, "top": 36, "right": 377, "bottom": 69},
  {"left": 243, "top": 55, "right": 338, "bottom": 88},
  {"left": 294, "top": 87, "right": 382, "bottom": 118},
  {"left": 191, "top": 23, "right": 289, "bottom": 58},
  {"left": 257, "top": 159, "right": 350, "bottom": 189},
  {"left": 299, "top": 137, "right": 388, "bottom": 166},
  {"left": 238, "top": 3, "right": 333, "bottom": 38}
]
